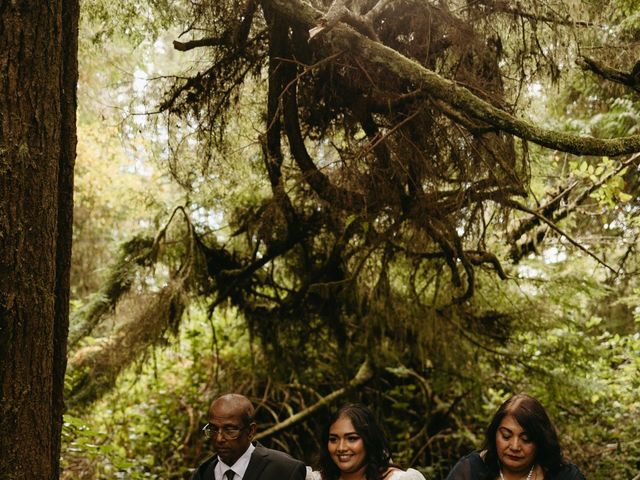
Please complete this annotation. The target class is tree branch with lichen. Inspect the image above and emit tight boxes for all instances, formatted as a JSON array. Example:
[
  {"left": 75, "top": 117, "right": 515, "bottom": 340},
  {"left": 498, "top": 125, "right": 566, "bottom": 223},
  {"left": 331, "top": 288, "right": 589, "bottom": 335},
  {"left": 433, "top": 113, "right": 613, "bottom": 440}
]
[{"left": 265, "top": 0, "right": 640, "bottom": 157}]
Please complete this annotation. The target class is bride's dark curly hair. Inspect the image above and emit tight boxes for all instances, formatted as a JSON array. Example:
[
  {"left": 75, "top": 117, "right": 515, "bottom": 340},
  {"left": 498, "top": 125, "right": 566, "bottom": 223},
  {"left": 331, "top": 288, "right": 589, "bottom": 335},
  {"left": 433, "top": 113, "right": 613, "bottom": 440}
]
[{"left": 318, "top": 403, "right": 393, "bottom": 480}]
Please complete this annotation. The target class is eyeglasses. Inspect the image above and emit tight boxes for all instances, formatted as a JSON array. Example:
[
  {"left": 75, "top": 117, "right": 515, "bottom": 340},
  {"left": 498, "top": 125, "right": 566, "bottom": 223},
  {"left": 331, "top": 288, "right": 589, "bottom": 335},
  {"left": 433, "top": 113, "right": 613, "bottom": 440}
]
[{"left": 202, "top": 423, "right": 247, "bottom": 440}]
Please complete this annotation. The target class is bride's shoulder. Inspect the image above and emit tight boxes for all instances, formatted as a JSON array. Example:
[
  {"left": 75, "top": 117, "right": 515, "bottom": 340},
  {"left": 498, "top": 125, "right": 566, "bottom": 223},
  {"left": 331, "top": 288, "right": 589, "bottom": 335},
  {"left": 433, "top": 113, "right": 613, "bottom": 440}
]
[
  {"left": 305, "top": 466, "right": 322, "bottom": 480},
  {"left": 384, "top": 467, "right": 427, "bottom": 480}
]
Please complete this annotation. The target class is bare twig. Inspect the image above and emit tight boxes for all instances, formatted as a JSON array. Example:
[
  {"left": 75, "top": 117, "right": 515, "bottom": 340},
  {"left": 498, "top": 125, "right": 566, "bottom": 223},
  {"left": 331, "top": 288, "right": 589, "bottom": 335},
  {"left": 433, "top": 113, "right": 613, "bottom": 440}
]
[{"left": 506, "top": 199, "right": 616, "bottom": 273}]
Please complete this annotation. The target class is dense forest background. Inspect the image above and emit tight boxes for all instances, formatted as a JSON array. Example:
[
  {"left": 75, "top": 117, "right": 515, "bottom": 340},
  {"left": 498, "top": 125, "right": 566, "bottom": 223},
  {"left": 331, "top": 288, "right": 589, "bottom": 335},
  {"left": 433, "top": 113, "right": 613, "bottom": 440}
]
[{"left": 61, "top": 0, "right": 639, "bottom": 479}]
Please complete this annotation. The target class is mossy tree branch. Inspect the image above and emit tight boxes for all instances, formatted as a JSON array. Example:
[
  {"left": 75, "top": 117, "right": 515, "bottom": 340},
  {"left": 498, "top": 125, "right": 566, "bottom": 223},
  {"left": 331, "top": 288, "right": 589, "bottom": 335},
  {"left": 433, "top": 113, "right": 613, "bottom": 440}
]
[{"left": 265, "top": 0, "right": 640, "bottom": 157}]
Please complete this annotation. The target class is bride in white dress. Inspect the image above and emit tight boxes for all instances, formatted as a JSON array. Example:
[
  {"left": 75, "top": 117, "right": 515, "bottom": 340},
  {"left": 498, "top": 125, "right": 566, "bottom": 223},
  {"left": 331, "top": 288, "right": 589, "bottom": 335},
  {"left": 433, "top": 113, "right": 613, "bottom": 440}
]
[{"left": 305, "top": 403, "right": 426, "bottom": 480}]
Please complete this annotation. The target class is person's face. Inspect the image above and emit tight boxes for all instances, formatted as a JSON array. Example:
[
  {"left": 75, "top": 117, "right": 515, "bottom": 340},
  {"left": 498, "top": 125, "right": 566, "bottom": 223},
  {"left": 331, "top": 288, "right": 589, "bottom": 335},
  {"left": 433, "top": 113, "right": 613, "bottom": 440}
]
[
  {"left": 208, "top": 399, "right": 256, "bottom": 466},
  {"left": 328, "top": 415, "right": 367, "bottom": 475},
  {"left": 495, "top": 414, "right": 537, "bottom": 474}
]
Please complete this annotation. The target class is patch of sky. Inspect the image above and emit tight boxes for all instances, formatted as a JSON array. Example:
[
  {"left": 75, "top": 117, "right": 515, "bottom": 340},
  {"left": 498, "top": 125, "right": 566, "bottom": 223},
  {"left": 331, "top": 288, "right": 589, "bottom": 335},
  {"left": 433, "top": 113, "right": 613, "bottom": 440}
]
[
  {"left": 191, "top": 205, "right": 225, "bottom": 230},
  {"left": 527, "top": 82, "right": 542, "bottom": 97},
  {"left": 542, "top": 246, "right": 567, "bottom": 264},
  {"left": 132, "top": 67, "right": 148, "bottom": 95}
]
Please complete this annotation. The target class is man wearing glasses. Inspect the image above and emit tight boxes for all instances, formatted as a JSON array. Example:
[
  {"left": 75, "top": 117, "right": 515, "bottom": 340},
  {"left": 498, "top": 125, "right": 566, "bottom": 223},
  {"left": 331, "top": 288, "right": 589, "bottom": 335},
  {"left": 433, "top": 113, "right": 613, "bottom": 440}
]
[{"left": 190, "top": 393, "right": 307, "bottom": 480}]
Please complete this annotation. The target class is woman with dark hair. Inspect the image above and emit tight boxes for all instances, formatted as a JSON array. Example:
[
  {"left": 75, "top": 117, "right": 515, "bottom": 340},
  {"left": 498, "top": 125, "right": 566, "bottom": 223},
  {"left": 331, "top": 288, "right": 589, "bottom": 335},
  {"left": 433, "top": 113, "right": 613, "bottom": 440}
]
[
  {"left": 306, "top": 403, "right": 425, "bottom": 480},
  {"left": 446, "top": 394, "right": 585, "bottom": 480}
]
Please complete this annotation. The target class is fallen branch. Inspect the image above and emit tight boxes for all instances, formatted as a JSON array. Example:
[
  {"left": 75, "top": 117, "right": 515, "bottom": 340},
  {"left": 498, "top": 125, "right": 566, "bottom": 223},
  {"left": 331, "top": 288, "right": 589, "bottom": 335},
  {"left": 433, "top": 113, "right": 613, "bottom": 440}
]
[{"left": 254, "top": 359, "right": 374, "bottom": 440}]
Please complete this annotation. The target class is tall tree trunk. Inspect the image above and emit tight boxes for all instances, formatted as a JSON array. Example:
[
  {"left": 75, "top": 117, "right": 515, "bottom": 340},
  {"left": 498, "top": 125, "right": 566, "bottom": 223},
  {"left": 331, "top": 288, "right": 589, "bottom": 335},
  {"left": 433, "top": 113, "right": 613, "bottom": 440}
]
[{"left": 0, "top": 1, "right": 79, "bottom": 478}]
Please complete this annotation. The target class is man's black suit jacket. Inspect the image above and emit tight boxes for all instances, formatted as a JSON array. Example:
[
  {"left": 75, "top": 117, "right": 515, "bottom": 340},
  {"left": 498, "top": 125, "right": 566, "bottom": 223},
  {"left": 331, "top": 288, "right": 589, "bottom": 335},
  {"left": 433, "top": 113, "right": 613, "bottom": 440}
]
[{"left": 190, "top": 443, "right": 306, "bottom": 480}]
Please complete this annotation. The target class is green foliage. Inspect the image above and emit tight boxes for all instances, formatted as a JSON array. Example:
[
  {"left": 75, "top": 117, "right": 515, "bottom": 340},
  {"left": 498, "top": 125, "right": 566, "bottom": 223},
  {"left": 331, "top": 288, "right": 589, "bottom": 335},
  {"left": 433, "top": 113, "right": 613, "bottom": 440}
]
[
  {"left": 65, "top": 0, "right": 640, "bottom": 479},
  {"left": 81, "top": 0, "right": 184, "bottom": 46},
  {"left": 435, "top": 266, "right": 640, "bottom": 479},
  {"left": 62, "top": 307, "right": 236, "bottom": 478},
  {"left": 61, "top": 415, "right": 139, "bottom": 479}
]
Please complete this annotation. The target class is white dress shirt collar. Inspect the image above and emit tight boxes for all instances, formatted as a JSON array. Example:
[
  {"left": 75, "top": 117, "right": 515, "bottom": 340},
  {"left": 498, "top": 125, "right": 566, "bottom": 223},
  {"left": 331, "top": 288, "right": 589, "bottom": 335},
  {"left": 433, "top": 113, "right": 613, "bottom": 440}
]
[{"left": 215, "top": 442, "right": 256, "bottom": 480}]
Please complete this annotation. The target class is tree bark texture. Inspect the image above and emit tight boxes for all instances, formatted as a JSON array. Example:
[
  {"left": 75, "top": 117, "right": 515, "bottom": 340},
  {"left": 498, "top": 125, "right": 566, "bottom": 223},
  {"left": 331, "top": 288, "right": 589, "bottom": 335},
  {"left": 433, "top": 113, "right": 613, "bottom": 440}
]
[{"left": 0, "top": 1, "right": 79, "bottom": 478}]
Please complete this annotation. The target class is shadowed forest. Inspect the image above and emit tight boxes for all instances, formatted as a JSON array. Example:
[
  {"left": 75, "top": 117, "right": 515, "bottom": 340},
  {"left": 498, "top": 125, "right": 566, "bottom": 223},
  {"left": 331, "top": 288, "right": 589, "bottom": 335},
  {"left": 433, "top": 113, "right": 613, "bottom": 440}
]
[{"left": 2, "top": 0, "right": 639, "bottom": 479}]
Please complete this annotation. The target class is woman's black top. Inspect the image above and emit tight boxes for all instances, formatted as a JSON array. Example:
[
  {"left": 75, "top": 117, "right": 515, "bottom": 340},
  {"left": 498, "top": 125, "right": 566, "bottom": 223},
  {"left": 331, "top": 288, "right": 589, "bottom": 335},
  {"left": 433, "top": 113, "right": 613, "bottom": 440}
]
[{"left": 445, "top": 452, "right": 585, "bottom": 480}]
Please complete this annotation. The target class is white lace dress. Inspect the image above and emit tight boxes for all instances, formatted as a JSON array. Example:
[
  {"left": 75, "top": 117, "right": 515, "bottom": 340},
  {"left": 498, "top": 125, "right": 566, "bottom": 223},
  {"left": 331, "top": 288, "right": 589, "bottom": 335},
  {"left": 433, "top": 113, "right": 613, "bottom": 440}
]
[
  {"left": 388, "top": 469, "right": 426, "bottom": 480},
  {"left": 305, "top": 467, "right": 426, "bottom": 480}
]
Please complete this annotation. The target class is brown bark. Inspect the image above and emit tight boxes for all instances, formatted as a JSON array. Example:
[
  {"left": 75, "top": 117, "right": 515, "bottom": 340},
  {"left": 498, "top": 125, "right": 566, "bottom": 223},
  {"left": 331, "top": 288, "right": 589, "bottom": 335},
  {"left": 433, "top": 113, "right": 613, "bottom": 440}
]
[{"left": 0, "top": 1, "right": 79, "bottom": 478}]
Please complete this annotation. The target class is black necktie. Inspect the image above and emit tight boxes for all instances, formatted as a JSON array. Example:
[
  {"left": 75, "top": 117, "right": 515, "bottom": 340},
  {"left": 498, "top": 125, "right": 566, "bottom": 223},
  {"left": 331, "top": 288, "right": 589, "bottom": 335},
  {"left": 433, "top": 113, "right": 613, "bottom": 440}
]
[{"left": 224, "top": 469, "right": 235, "bottom": 480}]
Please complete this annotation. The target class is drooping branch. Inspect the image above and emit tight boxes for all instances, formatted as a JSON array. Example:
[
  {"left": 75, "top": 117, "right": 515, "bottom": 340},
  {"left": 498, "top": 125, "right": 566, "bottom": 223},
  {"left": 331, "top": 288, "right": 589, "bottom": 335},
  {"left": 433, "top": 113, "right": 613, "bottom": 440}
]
[
  {"left": 260, "top": 6, "right": 297, "bottom": 225},
  {"left": 265, "top": 0, "right": 640, "bottom": 157},
  {"left": 466, "top": 251, "right": 508, "bottom": 279},
  {"left": 279, "top": 39, "right": 368, "bottom": 211},
  {"left": 160, "top": 30, "right": 268, "bottom": 115},
  {"left": 67, "top": 209, "right": 208, "bottom": 405},
  {"left": 507, "top": 181, "right": 579, "bottom": 245},
  {"left": 68, "top": 236, "right": 154, "bottom": 349},
  {"left": 174, "top": 0, "right": 258, "bottom": 52},
  {"left": 263, "top": 9, "right": 287, "bottom": 191},
  {"left": 66, "top": 279, "right": 189, "bottom": 408},
  {"left": 577, "top": 56, "right": 640, "bottom": 94}
]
